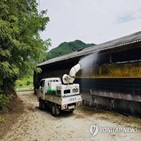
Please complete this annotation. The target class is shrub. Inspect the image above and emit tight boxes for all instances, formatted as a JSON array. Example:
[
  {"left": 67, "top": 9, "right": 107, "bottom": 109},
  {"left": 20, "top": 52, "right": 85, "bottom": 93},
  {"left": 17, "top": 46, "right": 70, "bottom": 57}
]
[
  {"left": 19, "top": 84, "right": 23, "bottom": 87},
  {"left": 26, "top": 81, "right": 30, "bottom": 86},
  {"left": 0, "top": 94, "right": 14, "bottom": 113}
]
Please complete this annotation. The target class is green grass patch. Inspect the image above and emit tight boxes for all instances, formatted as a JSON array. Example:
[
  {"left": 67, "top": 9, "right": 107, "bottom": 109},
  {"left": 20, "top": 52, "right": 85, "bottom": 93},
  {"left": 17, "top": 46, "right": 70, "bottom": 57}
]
[{"left": 16, "top": 76, "right": 33, "bottom": 87}]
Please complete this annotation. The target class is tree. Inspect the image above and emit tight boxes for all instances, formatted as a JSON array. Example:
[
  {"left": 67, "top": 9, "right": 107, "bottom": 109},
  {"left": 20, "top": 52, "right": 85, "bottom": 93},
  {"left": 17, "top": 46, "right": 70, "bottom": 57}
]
[{"left": 0, "top": 0, "right": 50, "bottom": 94}]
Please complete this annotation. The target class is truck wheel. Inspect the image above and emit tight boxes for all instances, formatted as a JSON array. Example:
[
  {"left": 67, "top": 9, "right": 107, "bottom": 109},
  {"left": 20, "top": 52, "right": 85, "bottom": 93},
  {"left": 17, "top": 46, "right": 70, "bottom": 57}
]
[
  {"left": 56, "top": 105, "right": 60, "bottom": 115},
  {"left": 39, "top": 99, "right": 42, "bottom": 109},
  {"left": 69, "top": 109, "right": 74, "bottom": 114},
  {"left": 42, "top": 100, "right": 46, "bottom": 110},
  {"left": 51, "top": 104, "right": 60, "bottom": 116},
  {"left": 51, "top": 105, "right": 56, "bottom": 116},
  {"left": 39, "top": 99, "right": 45, "bottom": 110}
]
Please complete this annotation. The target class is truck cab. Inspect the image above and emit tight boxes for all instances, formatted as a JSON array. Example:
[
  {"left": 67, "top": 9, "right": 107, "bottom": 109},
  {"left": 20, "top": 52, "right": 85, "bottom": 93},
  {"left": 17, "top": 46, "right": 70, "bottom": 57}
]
[{"left": 37, "top": 78, "right": 61, "bottom": 100}]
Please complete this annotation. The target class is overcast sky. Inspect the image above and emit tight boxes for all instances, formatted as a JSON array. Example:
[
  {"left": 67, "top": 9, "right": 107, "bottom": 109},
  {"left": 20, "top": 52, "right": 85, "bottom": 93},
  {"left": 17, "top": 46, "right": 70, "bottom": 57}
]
[{"left": 39, "top": 0, "right": 141, "bottom": 49}]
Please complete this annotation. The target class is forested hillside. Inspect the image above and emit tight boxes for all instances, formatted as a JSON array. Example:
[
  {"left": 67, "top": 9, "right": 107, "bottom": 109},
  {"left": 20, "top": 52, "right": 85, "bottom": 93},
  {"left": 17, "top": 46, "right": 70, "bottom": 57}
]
[{"left": 46, "top": 40, "right": 95, "bottom": 60}]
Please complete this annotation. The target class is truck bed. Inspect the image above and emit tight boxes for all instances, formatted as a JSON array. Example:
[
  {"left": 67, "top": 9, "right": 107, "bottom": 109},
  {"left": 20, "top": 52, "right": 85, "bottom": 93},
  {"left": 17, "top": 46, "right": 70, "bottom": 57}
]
[{"left": 45, "top": 94, "right": 82, "bottom": 105}]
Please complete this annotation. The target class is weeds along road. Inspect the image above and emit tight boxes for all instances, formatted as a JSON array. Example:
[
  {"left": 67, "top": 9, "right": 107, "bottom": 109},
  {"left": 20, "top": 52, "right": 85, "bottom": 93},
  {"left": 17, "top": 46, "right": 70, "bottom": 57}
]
[{"left": 1, "top": 92, "right": 141, "bottom": 141}]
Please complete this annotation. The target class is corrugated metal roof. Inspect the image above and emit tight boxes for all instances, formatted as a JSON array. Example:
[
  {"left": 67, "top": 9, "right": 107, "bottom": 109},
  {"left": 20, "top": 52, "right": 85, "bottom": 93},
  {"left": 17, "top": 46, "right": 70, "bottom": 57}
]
[{"left": 38, "top": 31, "right": 141, "bottom": 67}]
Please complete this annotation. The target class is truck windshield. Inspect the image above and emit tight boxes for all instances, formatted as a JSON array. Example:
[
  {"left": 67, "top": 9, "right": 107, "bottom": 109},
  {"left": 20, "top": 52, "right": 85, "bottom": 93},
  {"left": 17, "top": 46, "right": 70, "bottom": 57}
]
[{"left": 39, "top": 80, "right": 45, "bottom": 87}]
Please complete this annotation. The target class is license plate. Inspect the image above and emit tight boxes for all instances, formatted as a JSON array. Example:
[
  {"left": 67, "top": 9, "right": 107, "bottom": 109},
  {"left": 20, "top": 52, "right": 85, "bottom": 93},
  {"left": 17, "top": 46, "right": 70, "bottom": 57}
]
[
  {"left": 68, "top": 105, "right": 75, "bottom": 109},
  {"left": 69, "top": 97, "right": 76, "bottom": 101}
]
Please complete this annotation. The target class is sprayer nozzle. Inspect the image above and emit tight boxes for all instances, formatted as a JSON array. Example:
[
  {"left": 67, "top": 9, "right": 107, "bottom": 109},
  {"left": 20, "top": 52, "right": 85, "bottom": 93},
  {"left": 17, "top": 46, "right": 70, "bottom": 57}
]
[{"left": 62, "top": 63, "right": 81, "bottom": 84}]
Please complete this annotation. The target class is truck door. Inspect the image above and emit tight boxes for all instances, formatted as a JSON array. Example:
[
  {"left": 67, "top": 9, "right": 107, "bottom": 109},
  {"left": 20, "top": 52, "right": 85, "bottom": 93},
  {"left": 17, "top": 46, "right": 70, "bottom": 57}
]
[{"left": 38, "top": 80, "right": 45, "bottom": 100}]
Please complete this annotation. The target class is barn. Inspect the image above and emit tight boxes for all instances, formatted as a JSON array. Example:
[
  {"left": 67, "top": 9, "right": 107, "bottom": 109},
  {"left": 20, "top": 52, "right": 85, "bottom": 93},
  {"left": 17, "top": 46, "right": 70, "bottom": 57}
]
[{"left": 34, "top": 31, "right": 141, "bottom": 116}]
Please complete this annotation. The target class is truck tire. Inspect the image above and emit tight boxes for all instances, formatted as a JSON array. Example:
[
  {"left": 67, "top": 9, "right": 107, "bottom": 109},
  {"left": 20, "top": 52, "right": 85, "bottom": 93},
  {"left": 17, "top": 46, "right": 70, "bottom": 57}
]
[
  {"left": 56, "top": 105, "right": 60, "bottom": 115},
  {"left": 39, "top": 99, "right": 42, "bottom": 109},
  {"left": 39, "top": 99, "right": 45, "bottom": 110},
  {"left": 51, "top": 104, "right": 60, "bottom": 116},
  {"left": 51, "top": 105, "right": 56, "bottom": 116},
  {"left": 69, "top": 109, "right": 74, "bottom": 113}
]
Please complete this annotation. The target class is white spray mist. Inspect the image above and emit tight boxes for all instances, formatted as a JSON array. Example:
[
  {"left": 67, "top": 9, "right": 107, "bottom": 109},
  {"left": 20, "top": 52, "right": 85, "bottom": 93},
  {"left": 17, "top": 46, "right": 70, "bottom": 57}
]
[
  {"left": 79, "top": 52, "right": 99, "bottom": 69},
  {"left": 78, "top": 52, "right": 99, "bottom": 92}
]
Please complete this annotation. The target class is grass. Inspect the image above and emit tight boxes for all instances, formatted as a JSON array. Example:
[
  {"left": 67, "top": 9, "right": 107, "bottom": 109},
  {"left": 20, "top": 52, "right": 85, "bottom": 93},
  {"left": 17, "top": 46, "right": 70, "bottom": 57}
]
[
  {"left": 16, "top": 76, "right": 34, "bottom": 92},
  {"left": 16, "top": 76, "right": 33, "bottom": 87}
]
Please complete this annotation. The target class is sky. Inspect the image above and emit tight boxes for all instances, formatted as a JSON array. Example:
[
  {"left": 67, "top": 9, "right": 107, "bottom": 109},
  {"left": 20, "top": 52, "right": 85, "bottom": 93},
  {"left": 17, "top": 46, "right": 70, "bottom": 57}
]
[{"left": 39, "top": 0, "right": 141, "bottom": 49}]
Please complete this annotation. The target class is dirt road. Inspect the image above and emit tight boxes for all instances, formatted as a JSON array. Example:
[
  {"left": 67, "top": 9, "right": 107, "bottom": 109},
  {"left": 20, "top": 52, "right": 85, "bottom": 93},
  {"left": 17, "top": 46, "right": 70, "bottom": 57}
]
[{"left": 1, "top": 92, "right": 141, "bottom": 141}]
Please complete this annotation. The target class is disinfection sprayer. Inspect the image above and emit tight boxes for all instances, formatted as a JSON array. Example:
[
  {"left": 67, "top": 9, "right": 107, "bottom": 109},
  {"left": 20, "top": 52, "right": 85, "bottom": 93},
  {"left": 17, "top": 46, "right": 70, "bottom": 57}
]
[{"left": 62, "top": 63, "right": 81, "bottom": 84}]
